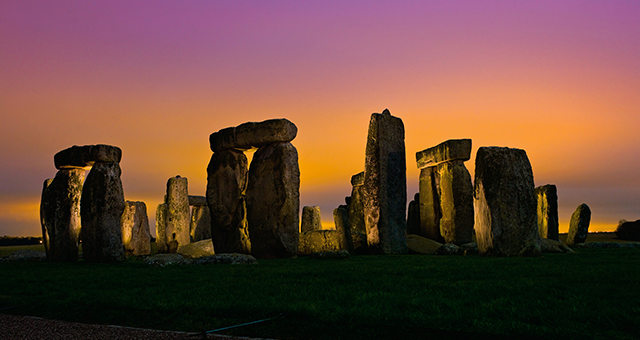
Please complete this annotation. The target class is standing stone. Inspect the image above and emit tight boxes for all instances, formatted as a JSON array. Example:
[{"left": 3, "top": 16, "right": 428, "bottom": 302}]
[
  {"left": 363, "top": 109, "right": 407, "bottom": 254},
  {"left": 333, "top": 205, "right": 350, "bottom": 251},
  {"left": 418, "top": 166, "right": 443, "bottom": 242},
  {"left": 246, "top": 142, "right": 300, "bottom": 258},
  {"left": 121, "top": 201, "right": 151, "bottom": 256},
  {"left": 437, "top": 161, "right": 474, "bottom": 245},
  {"left": 40, "top": 178, "right": 54, "bottom": 258},
  {"left": 348, "top": 172, "right": 367, "bottom": 254},
  {"left": 474, "top": 147, "right": 541, "bottom": 256},
  {"left": 165, "top": 176, "right": 190, "bottom": 252},
  {"left": 301, "top": 206, "right": 322, "bottom": 232},
  {"left": 155, "top": 203, "right": 168, "bottom": 253},
  {"left": 566, "top": 203, "right": 591, "bottom": 246},
  {"left": 81, "top": 162, "right": 126, "bottom": 262},
  {"left": 206, "top": 150, "right": 250, "bottom": 254},
  {"left": 535, "top": 184, "right": 559, "bottom": 240},
  {"left": 407, "top": 193, "right": 421, "bottom": 235},
  {"left": 190, "top": 205, "right": 212, "bottom": 242},
  {"left": 41, "top": 169, "right": 84, "bottom": 262}
]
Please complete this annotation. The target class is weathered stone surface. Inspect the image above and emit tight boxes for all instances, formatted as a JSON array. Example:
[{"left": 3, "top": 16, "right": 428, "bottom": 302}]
[
  {"left": 120, "top": 201, "right": 151, "bottom": 256},
  {"left": 333, "top": 205, "right": 351, "bottom": 251},
  {"left": 350, "top": 171, "right": 365, "bottom": 186},
  {"left": 363, "top": 109, "right": 407, "bottom": 254},
  {"left": 209, "top": 119, "right": 298, "bottom": 152},
  {"left": 460, "top": 242, "right": 479, "bottom": 256},
  {"left": 348, "top": 178, "right": 367, "bottom": 254},
  {"left": 298, "top": 230, "right": 343, "bottom": 255},
  {"left": 416, "top": 139, "right": 472, "bottom": 169},
  {"left": 188, "top": 195, "right": 208, "bottom": 206},
  {"left": 165, "top": 176, "right": 190, "bottom": 251},
  {"left": 535, "top": 184, "right": 559, "bottom": 240},
  {"left": 438, "top": 161, "right": 474, "bottom": 245},
  {"left": 177, "top": 239, "right": 215, "bottom": 258},
  {"left": 301, "top": 206, "right": 322, "bottom": 233},
  {"left": 54, "top": 144, "right": 122, "bottom": 169},
  {"left": 407, "top": 193, "right": 420, "bottom": 235},
  {"left": 435, "top": 243, "right": 460, "bottom": 255},
  {"left": 143, "top": 254, "right": 188, "bottom": 267},
  {"left": 41, "top": 169, "right": 84, "bottom": 262},
  {"left": 566, "top": 204, "right": 591, "bottom": 246},
  {"left": 574, "top": 242, "right": 640, "bottom": 249},
  {"left": 40, "top": 178, "right": 53, "bottom": 258},
  {"left": 155, "top": 203, "right": 168, "bottom": 253},
  {"left": 7, "top": 250, "right": 46, "bottom": 261},
  {"left": 474, "top": 147, "right": 541, "bottom": 257},
  {"left": 80, "top": 162, "right": 126, "bottom": 262},
  {"left": 540, "top": 238, "right": 573, "bottom": 253},
  {"left": 190, "top": 205, "right": 212, "bottom": 242},
  {"left": 615, "top": 220, "right": 640, "bottom": 241},
  {"left": 206, "top": 150, "right": 250, "bottom": 254},
  {"left": 418, "top": 166, "right": 443, "bottom": 242},
  {"left": 246, "top": 142, "right": 300, "bottom": 258},
  {"left": 406, "top": 234, "right": 442, "bottom": 255},
  {"left": 191, "top": 253, "right": 258, "bottom": 265}
]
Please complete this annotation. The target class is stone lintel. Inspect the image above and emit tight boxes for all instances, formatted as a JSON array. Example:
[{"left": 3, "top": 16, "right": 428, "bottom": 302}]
[
  {"left": 209, "top": 118, "right": 298, "bottom": 152},
  {"left": 415, "top": 139, "right": 471, "bottom": 169},
  {"left": 54, "top": 144, "right": 122, "bottom": 169},
  {"left": 188, "top": 195, "right": 208, "bottom": 206}
]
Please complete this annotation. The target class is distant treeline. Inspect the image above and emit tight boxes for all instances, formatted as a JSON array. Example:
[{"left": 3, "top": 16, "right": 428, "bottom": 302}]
[{"left": 0, "top": 236, "right": 42, "bottom": 246}]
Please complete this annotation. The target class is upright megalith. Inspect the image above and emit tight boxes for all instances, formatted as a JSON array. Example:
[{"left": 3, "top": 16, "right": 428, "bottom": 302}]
[
  {"left": 348, "top": 172, "right": 367, "bottom": 254},
  {"left": 333, "top": 205, "right": 350, "bottom": 251},
  {"left": 206, "top": 150, "right": 250, "bottom": 254},
  {"left": 246, "top": 142, "right": 300, "bottom": 258},
  {"left": 301, "top": 206, "right": 322, "bottom": 232},
  {"left": 40, "top": 179, "right": 54, "bottom": 258},
  {"left": 155, "top": 203, "right": 168, "bottom": 253},
  {"left": 535, "top": 184, "right": 559, "bottom": 240},
  {"left": 121, "top": 201, "right": 151, "bottom": 256},
  {"left": 407, "top": 193, "right": 420, "bottom": 235},
  {"left": 363, "top": 109, "right": 407, "bottom": 254},
  {"left": 416, "top": 139, "right": 474, "bottom": 245},
  {"left": 566, "top": 203, "right": 591, "bottom": 246},
  {"left": 474, "top": 147, "right": 541, "bottom": 257},
  {"left": 190, "top": 204, "right": 212, "bottom": 242},
  {"left": 165, "top": 176, "right": 190, "bottom": 252}
]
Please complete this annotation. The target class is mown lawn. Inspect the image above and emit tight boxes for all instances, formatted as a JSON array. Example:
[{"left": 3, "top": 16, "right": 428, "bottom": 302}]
[{"left": 1, "top": 245, "right": 639, "bottom": 340}]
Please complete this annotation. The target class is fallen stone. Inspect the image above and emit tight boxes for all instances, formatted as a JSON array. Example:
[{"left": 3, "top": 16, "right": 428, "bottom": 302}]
[
  {"left": 120, "top": 201, "right": 151, "bottom": 256},
  {"left": 435, "top": 243, "right": 461, "bottom": 255},
  {"left": 191, "top": 253, "right": 258, "bottom": 265},
  {"left": 437, "top": 161, "right": 474, "bottom": 245},
  {"left": 206, "top": 150, "right": 250, "bottom": 254},
  {"left": 406, "top": 234, "right": 442, "bottom": 255},
  {"left": 349, "top": 174, "right": 367, "bottom": 254},
  {"left": 301, "top": 206, "right": 322, "bottom": 233},
  {"left": 460, "top": 242, "right": 479, "bottom": 256},
  {"left": 540, "top": 238, "right": 573, "bottom": 253},
  {"left": 7, "top": 250, "right": 46, "bottom": 261},
  {"left": 177, "top": 239, "right": 216, "bottom": 258},
  {"left": 535, "top": 185, "right": 559, "bottom": 240},
  {"left": 566, "top": 204, "right": 591, "bottom": 246},
  {"left": 190, "top": 204, "right": 212, "bottom": 242},
  {"left": 573, "top": 242, "right": 640, "bottom": 249},
  {"left": 309, "top": 250, "right": 350, "bottom": 260},
  {"left": 333, "top": 205, "right": 351, "bottom": 251},
  {"left": 415, "top": 139, "right": 472, "bottom": 169},
  {"left": 165, "top": 176, "right": 191, "bottom": 251},
  {"left": 406, "top": 193, "right": 421, "bottom": 235},
  {"left": 209, "top": 119, "right": 298, "bottom": 152},
  {"left": 188, "top": 195, "right": 208, "bottom": 206},
  {"left": 143, "top": 254, "right": 189, "bottom": 267},
  {"left": 80, "top": 162, "right": 126, "bottom": 262},
  {"left": 363, "top": 109, "right": 407, "bottom": 254},
  {"left": 246, "top": 142, "right": 300, "bottom": 258},
  {"left": 298, "top": 230, "right": 343, "bottom": 255},
  {"left": 615, "top": 220, "right": 640, "bottom": 241},
  {"left": 474, "top": 147, "right": 541, "bottom": 257},
  {"left": 54, "top": 144, "right": 122, "bottom": 169},
  {"left": 155, "top": 203, "right": 168, "bottom": 253}
]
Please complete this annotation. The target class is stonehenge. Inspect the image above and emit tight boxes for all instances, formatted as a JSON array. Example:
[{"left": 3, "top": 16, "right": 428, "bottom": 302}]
[
  {"left": 566, "top": 203, "right": 591, "bottom": 246},
  {"left": 301, "top": 206, "right": 322, "bottom": 233},
  {"left": 535, "top": 184, "right": 559, "bottom": 240},
  {"left": 348, "top": 172, "right": 367, "bottom": 254},
  {"left": 121, "top": 201, "right": 151, "bottom": 256}
]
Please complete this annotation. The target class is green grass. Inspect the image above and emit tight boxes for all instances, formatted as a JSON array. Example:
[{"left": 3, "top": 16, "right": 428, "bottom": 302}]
[{"left": 1, "top": 247, "right": 639, "bottom": 339}]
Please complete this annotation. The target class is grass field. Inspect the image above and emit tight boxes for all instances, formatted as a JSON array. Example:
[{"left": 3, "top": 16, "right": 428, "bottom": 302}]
[{"left": 1, "top": 237, "right": 639, "bottom": 340}]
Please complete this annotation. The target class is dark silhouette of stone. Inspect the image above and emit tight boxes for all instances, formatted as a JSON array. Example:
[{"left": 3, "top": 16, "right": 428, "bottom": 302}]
[
  {"left": 535, "top": 184, "right": 559, "bottom": 240},
  {"left": 166, "top": 176, "right": 190, "bottom": 250},
  {"left": 301, "top": 206, "right": 322, "bottom": 232},
  {"left": 209, "top": 119, "right": 298, "bottom": 152},
  {"left": 363, "top": 109, "right": 407, "bottom": 254},
  {"left": 40, "top": 178, "right": 53, "bottom": 258},
  {"left": 155, "top": 203, "right": 167, "bottom": 253},
  {"left": 435, "top": 243, "right": 460, "bottom": 255},
  {"left": 188, "top": 195, "right": 208, "bottom": 206},
  {"left": 333, "top": 205, "right": 350, "bottom": 251},
  {"left": 41, "top": 169, "right": 84, "bottom": 262},
  {"left": 407, "top": 193, "right": 420, "bottom": 235},
  {"left": 566, "top": 203, "right": 591, "bottom": 246},
  {"left": 406, "top": 234, "right": 442, "bottom": 255},
  {"left": 437, "top": 161, "right": 474, "bottom": 245},
  {"left": 418, "top": 166, "right": 443, "bottom": 242},
  {"left": 298, "top": 230, "right": 343, "bottom": 255},
  {"left": 190, "top": 205, "right": 212, "bottom": 242},
  {"left": 120, "top": 201, "right": 151, "bottom": 256},
  {"left": 54, "top": 144, "right": 122, "bottom": 169},
  {"left": 177, "top": 239, "right": 215, "bottom": 258},
  {"left": 416, "top": 139, "right": 471, "bottom": 169},
  {"left": 246, "top": 142, "right": 300, "bottom": 258},
  {"left": 474, "top": 147, "right": 541, "bottom": 256},
  {"left": 615, "top": 219, "right": 640, "bottom": 241},
  {"left": 206, "top": 150, "right": 250, "bottom": 254},
  {"left": 348, "top": 172, "right": 367, "bottom": 254},
  {"left": 81, "top": 162, "right": 126, "bottom": 262}
]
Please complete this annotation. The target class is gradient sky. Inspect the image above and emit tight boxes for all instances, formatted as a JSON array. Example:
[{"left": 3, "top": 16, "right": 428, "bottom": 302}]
[{"left": 1, "top": 1, "right": 639, "bottom": 237}]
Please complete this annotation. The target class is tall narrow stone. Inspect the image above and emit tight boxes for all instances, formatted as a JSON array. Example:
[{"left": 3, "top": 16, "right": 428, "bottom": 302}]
[
  {"left": 437, "top": 161, "right": 474, "bottom": 245},
  {"left": 566, "top": 203, "right": 591, "bottom": 246},
  {"left": 121, "top": 201, "right": 151, "bottom": 256},
  {"left": 165, "top": 176, "right": 190, "bottom": 252},
  {"left": 535, "top": 184, "right": 559, "bottom": 240},
  {"left": 190, "top": 205, "right": 212, "bottom": 242},
  {"left": 301, "top": 206, "right": 322, "bottom": 232},
  {"left": 40, "top": 178, "right": 53, "bottom": 258},
  {"left": 155, "top": 203, "right": 167, "bottom": 253},
  {"left": 206, "top": 150, "right": 250, "bottom": 254},
  {"left": 41, "top": 169, "right": 84, "bottom": 262},
  {"left": 363, "top": 109, "right": 407, "bottom": 254},
  {"left": 474, "top": 147, "right": 541, "bottom": 257},
  {"left": 246, "top": 142, "right": 300, "bottom": 258},
  {"left": 407, "top": 193, "right": 421, "bottom": 235},
  {"left": 81, "top": 162, "right": 126, "bottom": 262},
  {"left": 348, "top": 172, "right": 367, "bottom": 254},
  {"left": 418, "top": 166, "right": 443, "bottom": 242},
  {"left": 333, "top": 205, "right": 350, "bottom": 251}
]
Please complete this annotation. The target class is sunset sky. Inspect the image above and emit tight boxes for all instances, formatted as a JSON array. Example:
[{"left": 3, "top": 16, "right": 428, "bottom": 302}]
[{"left": 1, "top": 1, "right": 639, "bottom": 237}]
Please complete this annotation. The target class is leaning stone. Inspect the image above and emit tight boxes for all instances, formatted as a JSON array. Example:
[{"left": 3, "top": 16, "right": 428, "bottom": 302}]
[
  {"left": 206, "top": 150, "right": 250, "bottom": 254},
  {"left": 188, "top": 195, "right": 208, "bottom": 206},
  {"left": 416, "top": 139, "right": 472, "bottom": 169},
  {"left": 190, "top": 205, "right": 212, "bottom": 242},
  {"left": 39, "top": 178, "right": 53, "bottom": 259},
  {"left": 309, "top": 250, "right": 350, "bottom": 260},
  {"left": 363, "top": 109, "right": 408, "bottom": 254},
  {"left": 474, "top": 147, "right": 541, "bottom": 257},
  {"left": 333, "top": 205, "right": 351, "bottom": 251},
  {"left": 246, "top": 142, "right": 300, "bottom": 258},
  {"left": 166, "top": 176, "right": 191, "bottom": 251},
  {"left": 437, "top": 161, "right": 474, "bottom": 245},
  {"left": 406, "top": 234, "right": 442, "bottom": 255},
  {"left": 143, "top": 253, "right": 188, "bottom": 267},
  {"left": 177, "top": 239, "right": 216, "bottom": 259},
  {"left": 191, "top": 253, "right": 258, "bottom": 265},
  {"left": 435, "top": 243, "right": 461, "bottom": 255},
  {"left": 566, "top": 204, "right": 591, "bottom": 246},
  {"left": 298, "top": 230, "right": 342, "bottom": 255},
  {"left": 540, "top": 238, "right": 573, "bottom": 253},
  {"left": 615, "top": 220, "right": 640, "bottom": 241},
  {"left": 7, "top": 250, "right": 47, "bottom": 261},
  {"left": 155, "top": 203, "right": 168, "bottom": 253},
  {"left": 41, "top": 169, "right": 84, "bottom": 262},
  {"left": 535, "top": 185, "right": 559, "bottom": 240},
  {"left": 301, "top": 206, "right": 322, "bottom": 232},
  {"left": 120, "top": 201, "right": 151, "bottom": 256},
  {"left": 348, "top": 175, "right": 367, "bottom": 254},
  {"left": 81, "top": 162, "right": 126, "bottom": 262},
  {"left": 209, "top": 119, "right": 298, "bottom": 152},
  {"left": 418, "top": 166, "right": 443, "bottom": 242},
  {"left": 406, "top": 193, "right": 421, "bottom": 235},
  {"left": 54, "top": 144, "right": 122, "bottom": 169}
]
